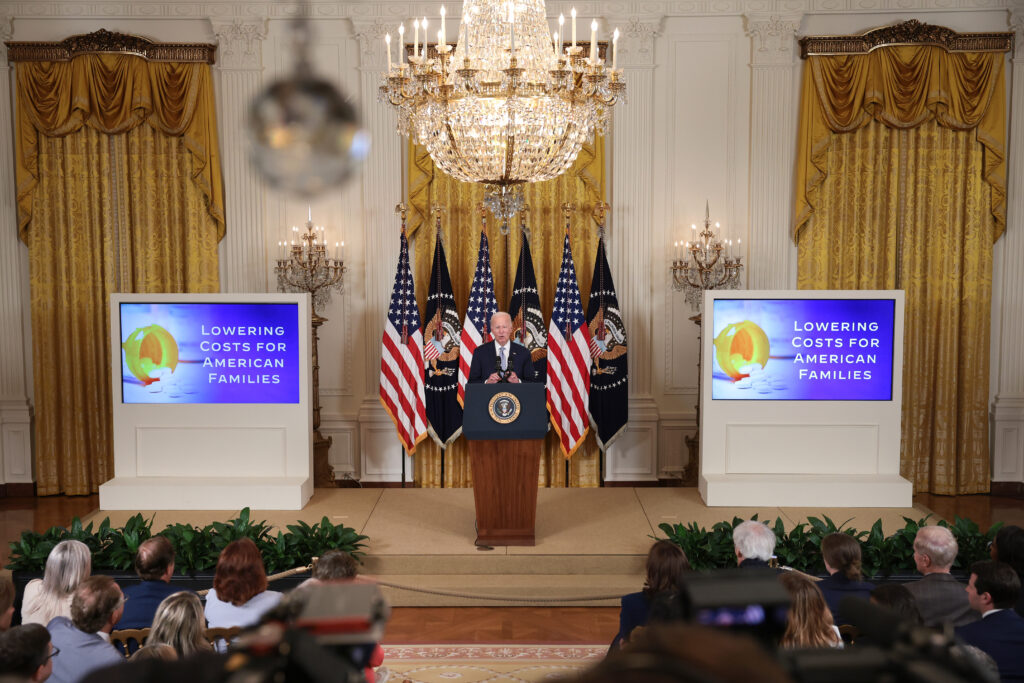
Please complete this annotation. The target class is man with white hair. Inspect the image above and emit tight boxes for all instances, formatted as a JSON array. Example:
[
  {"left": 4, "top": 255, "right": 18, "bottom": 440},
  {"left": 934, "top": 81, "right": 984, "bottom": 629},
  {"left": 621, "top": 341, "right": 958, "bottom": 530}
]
[
  {"left": 733, "top": 520, "right": 777, "bottom": 569},
  {"left": 468, "top": 311, "right": 536, "bottom": 384},
  {"left": 904, "top": 525, "right": 980, "bottom": 627}
]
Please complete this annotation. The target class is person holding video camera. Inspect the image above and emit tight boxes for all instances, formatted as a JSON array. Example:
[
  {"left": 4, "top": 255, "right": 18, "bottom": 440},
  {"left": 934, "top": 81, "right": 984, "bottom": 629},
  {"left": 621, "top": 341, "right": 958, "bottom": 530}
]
[{"left": 468, "top": 312, "right": 536, "bottom": 384}]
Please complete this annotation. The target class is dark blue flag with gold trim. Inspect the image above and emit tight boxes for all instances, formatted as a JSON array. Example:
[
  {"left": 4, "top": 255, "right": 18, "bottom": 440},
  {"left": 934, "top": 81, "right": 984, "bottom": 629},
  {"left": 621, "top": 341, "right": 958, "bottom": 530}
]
[
  {"left": 508, "top": 234, "right": 548, "bottom": 383},
  {"left": 586, "top": 237, "right": 628, "bottom": 450},
  {"left": 422, "top": 222, "right": 463, "bottom": 447}
]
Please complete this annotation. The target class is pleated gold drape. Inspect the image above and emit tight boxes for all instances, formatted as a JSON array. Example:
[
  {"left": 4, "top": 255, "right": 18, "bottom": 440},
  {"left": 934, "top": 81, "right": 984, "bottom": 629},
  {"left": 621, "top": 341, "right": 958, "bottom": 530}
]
[
  {"left": 793, "top": 46, "right": 1006, "bottom": 494},
  {"left": 407, "top": 139, "right": 606, "bottom": 488},
  {"left": 14, "top": 55, "right": 224, "bottom": 495}
]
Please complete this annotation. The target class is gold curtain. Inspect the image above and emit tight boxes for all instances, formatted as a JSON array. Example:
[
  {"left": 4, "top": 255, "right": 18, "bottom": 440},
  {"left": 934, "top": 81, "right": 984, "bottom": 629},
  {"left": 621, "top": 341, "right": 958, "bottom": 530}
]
[
  {"left": 15, "top": 55, "right": 223, "bottom": 495},
  {"left": 793, "top": 46, "right": 1005, "bottom": 494},
  {"left": 407, "top": 139, "right": 606, "bottom": 488}
]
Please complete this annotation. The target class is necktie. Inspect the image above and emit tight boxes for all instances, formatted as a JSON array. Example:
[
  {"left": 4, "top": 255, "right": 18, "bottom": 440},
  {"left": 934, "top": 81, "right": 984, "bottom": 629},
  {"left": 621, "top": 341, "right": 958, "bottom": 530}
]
[{"left": 500, "top": 345, "right": 507, "bottom": 371}]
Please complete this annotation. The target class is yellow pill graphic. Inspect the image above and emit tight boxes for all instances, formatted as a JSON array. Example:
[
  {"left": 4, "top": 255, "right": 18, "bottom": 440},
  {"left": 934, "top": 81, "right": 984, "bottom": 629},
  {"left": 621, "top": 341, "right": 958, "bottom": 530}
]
[
  {"left": 713, "top": 321, "right": 770, "bottom": 380},
  {"left": 122, "top": 324, "right": 179, "bottom": 385}
]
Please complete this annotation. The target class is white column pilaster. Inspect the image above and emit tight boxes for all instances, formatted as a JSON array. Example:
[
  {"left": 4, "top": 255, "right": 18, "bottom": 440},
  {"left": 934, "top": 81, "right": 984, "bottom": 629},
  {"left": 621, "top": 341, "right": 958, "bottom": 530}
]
[
  {"left": 604, "top": 16, "right": 661, "bottom": 481},
  {"left": 0, "top": 17, "right": 34, "bottom": 488},
  {"left": 744, "top": 13, "right": 802, "bottom": 290},
  {"left": 210, "top": 18, "right": 269, "bottom": 293},
  {"left": 352, "top": 18, "right": 408, "bottom": 482},
  {"left": 991, "top": 10, "right": 1024, "bottom": 489}
]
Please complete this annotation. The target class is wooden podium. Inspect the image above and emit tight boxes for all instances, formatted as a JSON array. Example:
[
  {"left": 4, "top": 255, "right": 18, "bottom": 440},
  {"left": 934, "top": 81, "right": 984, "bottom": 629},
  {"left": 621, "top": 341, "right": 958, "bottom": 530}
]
[{"left": 463, "top": 383, "right": 548, "bottom": 546}]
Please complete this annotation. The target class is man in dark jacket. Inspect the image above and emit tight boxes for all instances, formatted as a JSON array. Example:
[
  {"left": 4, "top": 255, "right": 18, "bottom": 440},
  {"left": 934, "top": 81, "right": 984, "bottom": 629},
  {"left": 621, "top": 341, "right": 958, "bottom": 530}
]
[
  {"left": 903, "top": 525, "right": 980, "bottom": 627},
  {"left": 956, "top": 560, "right": 1024, "bottom": 681},
  {"left": 115, "top": 536, "right": 185, "bottom": 629}
]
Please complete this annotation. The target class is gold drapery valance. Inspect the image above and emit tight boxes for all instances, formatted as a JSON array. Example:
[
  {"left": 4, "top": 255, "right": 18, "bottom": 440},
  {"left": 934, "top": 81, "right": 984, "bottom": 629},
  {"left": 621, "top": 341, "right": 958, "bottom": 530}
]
[
  {"left": 794, "top": 45, "right": 1006, "bottom": 241},
  {"left": 13, "top": 51, "right": 224, "bottom": 240}
]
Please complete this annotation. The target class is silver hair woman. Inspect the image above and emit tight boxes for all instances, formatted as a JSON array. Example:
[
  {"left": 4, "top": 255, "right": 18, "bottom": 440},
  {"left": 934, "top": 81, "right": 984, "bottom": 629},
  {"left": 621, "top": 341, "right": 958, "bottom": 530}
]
[
  {"left": 20, "top": 540, "right": 91, "bottom": 626},
  {"left": 147, "top": 592, "right": 213, "bottom": 658}
]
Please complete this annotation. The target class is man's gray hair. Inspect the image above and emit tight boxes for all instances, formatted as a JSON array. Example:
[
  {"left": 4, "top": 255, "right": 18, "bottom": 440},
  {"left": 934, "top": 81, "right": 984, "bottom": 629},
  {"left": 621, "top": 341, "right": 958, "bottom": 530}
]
[
  {"left": 733, "top": 520, "right": 777, "bottom": 561},
  {"left": 914, "top": 525, "right": 958, "bottom": 569},
  {"left": 490, "top": 311, "right": 511, "bottom": 327}
]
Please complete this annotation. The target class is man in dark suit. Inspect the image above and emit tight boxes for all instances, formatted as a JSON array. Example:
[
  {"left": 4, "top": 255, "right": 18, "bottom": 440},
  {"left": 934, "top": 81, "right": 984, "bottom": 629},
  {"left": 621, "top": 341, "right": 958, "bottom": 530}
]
[
  {"left": 903, "top": 525, "right": 980, "bottom": 627},
  {"left": 116, "top": 536, "right": 184, "bottom": 629},
  {"left": 468, "top": 311, "right": 536, "bottom": 384},
  {"left": 956, "top": 560, "right": 1024, "bottom": 681},
  {"left": 47, "top": 576, "right": 124, "bottom": 683}
]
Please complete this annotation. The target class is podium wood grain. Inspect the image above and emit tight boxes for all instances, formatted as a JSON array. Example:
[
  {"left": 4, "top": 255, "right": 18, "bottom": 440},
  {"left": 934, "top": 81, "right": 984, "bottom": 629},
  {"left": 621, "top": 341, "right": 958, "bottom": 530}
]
[{"left": 469, "top": 439, "right": 543, "bottom": 546}]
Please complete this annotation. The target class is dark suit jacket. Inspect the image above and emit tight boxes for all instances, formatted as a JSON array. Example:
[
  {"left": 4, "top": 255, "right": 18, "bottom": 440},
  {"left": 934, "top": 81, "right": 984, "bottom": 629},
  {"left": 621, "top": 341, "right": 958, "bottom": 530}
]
[
  {"left": 116, "top": 580, "right": 187, "bottom": 629},
  {"left": 468, "top": 341, "right": 536, "bottom": 383},
  {"left": 903, "top": 572, "right": 980, "bottom": 628},
  {"left": 612, "top": 591, "right": 651, "bottom": 648},
  {"left": 818, "top": 573, "right": 875, "bottom": 626},
  {"left": 956, "top": 609, "right": 1024, "bottom": 681},
  {"left": 47, "top": 616, "right": 124, "bottom": 683}
]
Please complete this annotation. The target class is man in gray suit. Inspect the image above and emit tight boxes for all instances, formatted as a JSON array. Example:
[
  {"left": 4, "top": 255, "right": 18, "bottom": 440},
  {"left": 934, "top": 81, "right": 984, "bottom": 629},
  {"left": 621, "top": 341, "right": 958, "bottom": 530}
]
[
  {"left": 903, "top": 525, "right": 980, "bottom": 628},
  {"left": 47, "top": 576, "right": 125, "bottom": 683}
]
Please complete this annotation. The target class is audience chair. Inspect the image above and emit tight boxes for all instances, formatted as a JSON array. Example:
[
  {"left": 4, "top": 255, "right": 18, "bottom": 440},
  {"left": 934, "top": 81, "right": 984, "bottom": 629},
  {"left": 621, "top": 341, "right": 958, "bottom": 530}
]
[
  {"left": 838, "top": 624, "right": 858, "bottom": 646},
  {"left": 204, "top": 626, "right": 243, "bottom": 650},
  {"left": 111, "top": 627, "right": 150, "bottom": 657}
]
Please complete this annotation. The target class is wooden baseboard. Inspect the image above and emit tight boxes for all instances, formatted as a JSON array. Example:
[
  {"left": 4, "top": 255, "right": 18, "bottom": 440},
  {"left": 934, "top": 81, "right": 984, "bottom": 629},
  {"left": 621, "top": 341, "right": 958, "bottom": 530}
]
[
  {"left": 336, "top": 480, "right": 413, "bottom": 488},
  {"left": 0, "top": 483, "right": 37, "bottom": 497},
  {"left": 603, "top": 480, "right": 687, "bottom": 488},
  {"left": 991, "top": 481, "right": 1024, "bottom": 498}
]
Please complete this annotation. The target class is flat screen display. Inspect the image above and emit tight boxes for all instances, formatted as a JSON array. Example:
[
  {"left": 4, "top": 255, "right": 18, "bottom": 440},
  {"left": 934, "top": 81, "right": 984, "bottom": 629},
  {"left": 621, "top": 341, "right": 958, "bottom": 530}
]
[
  {"left": 710, "top": 298, "right": 895, "bottom": 401},
  {"left": 119, "top": 302, "right": 300, "bottom": 404}
]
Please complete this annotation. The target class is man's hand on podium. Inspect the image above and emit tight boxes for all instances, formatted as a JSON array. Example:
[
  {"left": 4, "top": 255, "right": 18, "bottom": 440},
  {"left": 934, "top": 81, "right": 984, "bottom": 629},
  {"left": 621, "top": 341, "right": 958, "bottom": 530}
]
[{"left": 484, "top": 372, "right": 521, "bottom": 384}]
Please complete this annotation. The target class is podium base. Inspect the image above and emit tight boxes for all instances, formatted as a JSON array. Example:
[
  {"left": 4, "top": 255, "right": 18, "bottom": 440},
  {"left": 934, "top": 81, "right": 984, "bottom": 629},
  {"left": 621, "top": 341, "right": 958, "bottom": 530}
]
[{"left": 469, "top": 439, "right": 542, "bottom": 546}]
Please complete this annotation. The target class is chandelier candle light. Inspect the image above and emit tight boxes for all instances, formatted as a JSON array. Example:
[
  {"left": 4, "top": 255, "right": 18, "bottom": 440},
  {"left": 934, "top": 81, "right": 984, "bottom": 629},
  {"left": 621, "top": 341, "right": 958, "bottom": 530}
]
[
  {"left": 378, "top": 1, "right": 625, "bottom": 227},
  {"left": 671, "top": 202, "right": 744, "bottom": 309}
]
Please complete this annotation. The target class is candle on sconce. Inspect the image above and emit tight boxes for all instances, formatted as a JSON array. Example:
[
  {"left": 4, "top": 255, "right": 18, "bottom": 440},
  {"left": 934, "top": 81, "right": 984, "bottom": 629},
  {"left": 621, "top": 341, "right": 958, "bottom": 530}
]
[
  {"left": 399, "top": 24, "right": 405, "bottom": 65},
  {"left": 440, "top": 5, "right": 446, "bottom": 47},
  {"left": 422, "top": 17, "right": 428, "bottom": 58},
  {"left": 437, "top": 28, "right": 443, "bottom": 54},
  {"left": 508, "top": 2, "right": 515, "bottom": 53},
  {"left": 414, "top": 19, "right": 419, "bottom": 58},
  {"left": 612, "top": 28, "right": 619, "bottom": 70},
  {"left": 385, "top": 33, "right": 392, "bottom": 71},
  {"left": 553, "top": 31, "right": 559, "bottom": 59},
  {"left": 464, "top": 12, "right": 473, "bottom": 63},
  {"left": 341, "top": 241, "right": 345, "bottom": 261},
  {"left": 571, "top": 8, "right": 576, "bottom": 48},
  {"left": 590, "top": 19, "right": 597, "bottom": 64}
]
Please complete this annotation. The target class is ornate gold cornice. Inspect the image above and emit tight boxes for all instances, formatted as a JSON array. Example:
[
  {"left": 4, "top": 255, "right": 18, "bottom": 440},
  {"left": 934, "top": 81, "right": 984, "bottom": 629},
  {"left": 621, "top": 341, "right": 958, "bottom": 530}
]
[
  {"left": 5, "top": 29, "right": 216, "bottom": 63},
  {"left": 799, "top": 20, "right": 1013, "bottom": 59}
]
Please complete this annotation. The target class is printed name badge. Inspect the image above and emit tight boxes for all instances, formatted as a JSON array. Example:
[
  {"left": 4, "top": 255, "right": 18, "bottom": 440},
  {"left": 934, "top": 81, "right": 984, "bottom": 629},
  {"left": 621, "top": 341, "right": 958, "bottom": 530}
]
[{"left": 488, "top": 391, "right": 521, "bottom": 424}]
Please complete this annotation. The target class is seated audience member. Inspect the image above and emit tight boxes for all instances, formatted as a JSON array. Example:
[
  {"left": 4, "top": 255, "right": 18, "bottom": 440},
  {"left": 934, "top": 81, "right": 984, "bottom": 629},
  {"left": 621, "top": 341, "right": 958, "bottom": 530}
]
[
  {"left": 870, "top": 583, "right": 924, "bottom": 626},
  {"left": 817, "top": 533, "right": 875, "bottom": 626},
  {"left": 990, "top": 525, "right": 1024, "bottom": 617},
  {"left": 733, "top": 520, "right": 777, "bottom": 569},
  {"left": 955, "top": 560, "right": 1024, "bottom": 681},
  {"left": 0, "top": 576, "right": 15, "bottom": 631},
  {"left": 116, "top": 537, "right": 184, "bottom": 629},
  {"left": 778, "top": 571, "right": 842, "bottom": 649},
  {"left": 203, "top": 539, "right": 282, "bottom": 630},
  {"left": 128, "top": 644, "right": 177, "bottom": 663},
  {"left": 146, "top": 592, "right": 211, "bottom": 660},
  {"left": 613, "top": 540, "right": 690, "bottom": 649},
  {"left": 46, "top": 576, "right": 124, "bottom": 683},
  {"left": 0, "top": 623, "right": 55, "bottom": 681},
  {"left": 903, "top": 525, "right": 979, "bottom": 628},
  {"left": 21, "top": 541, "right": 91, "bottom": 627}
]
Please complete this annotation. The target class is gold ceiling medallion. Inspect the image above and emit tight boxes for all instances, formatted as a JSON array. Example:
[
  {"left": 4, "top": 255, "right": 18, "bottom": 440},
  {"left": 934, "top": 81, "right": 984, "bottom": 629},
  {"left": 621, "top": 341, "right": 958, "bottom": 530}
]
[
  {"left": 798, "top": 19, "right": 1013, "bottom": 59},
  {"left": 5, "top": 28, "right": 216, "bottom": 63}
]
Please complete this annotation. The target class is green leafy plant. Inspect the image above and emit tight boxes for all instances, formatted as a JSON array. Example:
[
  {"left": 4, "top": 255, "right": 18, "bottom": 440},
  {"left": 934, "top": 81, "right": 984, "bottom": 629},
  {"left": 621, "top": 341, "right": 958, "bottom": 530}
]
[
  {"left": 160, "top": 523, "right": 218, "bottom": 575},
  {"left": 95, "top": 514, "right": 154, "bottom": 571},
  {"left": 284, "top": 517, "right": 370, "bottom": 566}
]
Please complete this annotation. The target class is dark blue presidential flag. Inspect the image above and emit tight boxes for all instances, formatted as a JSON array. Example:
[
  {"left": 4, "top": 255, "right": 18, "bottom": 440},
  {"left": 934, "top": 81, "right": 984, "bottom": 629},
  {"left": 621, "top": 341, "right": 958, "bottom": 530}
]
[
  {"left": 508, "top": 234, "right": 548, "bottom": 383},
  {"left": 586, "top": 237, "right": 628, "bottom": 450},
  {"left": 422, "top": 222, "right": 463, "bottom": 447}
]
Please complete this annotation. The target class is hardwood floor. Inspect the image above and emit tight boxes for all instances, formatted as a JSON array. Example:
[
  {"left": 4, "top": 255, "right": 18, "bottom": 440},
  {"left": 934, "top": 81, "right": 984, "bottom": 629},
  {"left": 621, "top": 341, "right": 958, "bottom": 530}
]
[{"left": 1, "top": 491, "right": 1021, "bottom": 644}]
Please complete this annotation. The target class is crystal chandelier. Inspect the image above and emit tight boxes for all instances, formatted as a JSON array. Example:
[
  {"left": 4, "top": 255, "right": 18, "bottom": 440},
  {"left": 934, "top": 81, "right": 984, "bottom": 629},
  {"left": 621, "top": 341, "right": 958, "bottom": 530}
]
[{"left": 378, "top": 1, "right": 625, "bottom": 224}]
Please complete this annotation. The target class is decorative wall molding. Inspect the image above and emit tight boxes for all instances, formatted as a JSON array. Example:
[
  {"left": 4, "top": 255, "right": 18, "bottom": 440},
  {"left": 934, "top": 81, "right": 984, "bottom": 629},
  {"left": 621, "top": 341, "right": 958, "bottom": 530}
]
[
  {"left": 746, "top": 13, "right": 801, "bottom": 65},
  {"left": 798, "top": 19, "right": 1013, "bottom": 58},
  {"left": 210, "top": 18, "right": 266, "bottom": 70},
  {"left": 5, "top": 28, "right": 216, "bottom": 62},
  {"left": 351, "top": 17, "right": 392, "bottom": 69},
  {"left": 607, "top": 16, "right": 662, "bottom": 67}
]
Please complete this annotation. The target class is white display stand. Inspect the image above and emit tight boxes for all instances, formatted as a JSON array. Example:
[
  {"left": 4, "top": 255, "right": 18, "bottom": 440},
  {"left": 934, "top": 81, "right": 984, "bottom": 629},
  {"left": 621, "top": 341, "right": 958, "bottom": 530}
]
[
  {"left": 699, "top": 290, "right": 912, "bottom": 508},
  {"left": 100, "top": 293, "right": 313, "bottom": 510}
]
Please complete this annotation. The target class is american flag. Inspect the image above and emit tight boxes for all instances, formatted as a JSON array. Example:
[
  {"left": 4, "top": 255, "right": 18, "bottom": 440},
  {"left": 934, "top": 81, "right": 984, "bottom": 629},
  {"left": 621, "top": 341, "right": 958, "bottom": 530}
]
[
  {"left": 378, "top": 230, "right": 428, "bottom": 453},
  {"left": 546, "top": 233, "right": 591, "bottom": 457},
  {"left": 457, "top": 232, "right": 498, "bottom": 405}
]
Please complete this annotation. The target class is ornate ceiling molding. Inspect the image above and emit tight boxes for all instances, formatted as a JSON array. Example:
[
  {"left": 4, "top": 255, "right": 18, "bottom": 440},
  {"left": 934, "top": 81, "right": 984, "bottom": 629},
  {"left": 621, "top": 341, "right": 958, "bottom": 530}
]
[
  {"left": 799, "top": 19, "right": 1014, "bottom": 59},
  {"left": 5, "top": 28, "right": 217, "bottom": 63},
  {"left": 745, "top": 13, "right": 802, "bottom": 66},
  {"left": 210, "top": 18, "right": 267, "bottom": 70}
]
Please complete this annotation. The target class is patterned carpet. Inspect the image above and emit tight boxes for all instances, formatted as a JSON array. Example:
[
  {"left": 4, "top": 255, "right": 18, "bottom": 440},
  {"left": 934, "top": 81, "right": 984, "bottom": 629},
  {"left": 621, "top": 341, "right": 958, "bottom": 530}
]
[{"left": 376, "top": 644, "right": 607, "bottom": 682}]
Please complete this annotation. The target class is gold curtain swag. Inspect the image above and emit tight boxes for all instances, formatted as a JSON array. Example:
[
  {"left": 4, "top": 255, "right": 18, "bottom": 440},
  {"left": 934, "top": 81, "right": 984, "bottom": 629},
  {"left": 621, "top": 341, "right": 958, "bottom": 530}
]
[
  {"left": 794, "top": 46, "right": 1006, "bottom": 242},
  {"left": 793, "top": 38, "right": 1007, "bottom": 495},
  {"left": 12, "top": 50, "right": 223, "bottom": 495},
  {"left": 14, "top": 53, "right": 225, "bottom": 240},
  {"left": 406, "top": 139, "right": 607, "bottom": 488}
]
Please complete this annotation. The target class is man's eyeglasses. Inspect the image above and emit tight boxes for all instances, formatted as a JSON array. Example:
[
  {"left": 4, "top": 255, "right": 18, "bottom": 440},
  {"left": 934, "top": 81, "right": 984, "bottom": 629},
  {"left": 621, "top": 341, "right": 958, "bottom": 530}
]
[{"left": 46, "top": 645, "right": 60, "bottom": 661}]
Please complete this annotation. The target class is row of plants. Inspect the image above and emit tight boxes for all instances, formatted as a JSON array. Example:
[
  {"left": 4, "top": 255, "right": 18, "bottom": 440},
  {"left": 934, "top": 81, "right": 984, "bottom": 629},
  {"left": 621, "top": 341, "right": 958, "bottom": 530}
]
[
  {"left": 659, "top": 514, "right": 1000, "bottom": 577},
  {"left": 5, "top": 508, "right": 369, "bottom": 575}
]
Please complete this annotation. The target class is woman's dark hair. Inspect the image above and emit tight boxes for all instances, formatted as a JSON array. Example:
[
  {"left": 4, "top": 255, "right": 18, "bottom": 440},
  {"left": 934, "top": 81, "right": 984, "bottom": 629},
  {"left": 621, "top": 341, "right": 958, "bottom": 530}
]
[
  {"left": 643, "top": 541, "right": 691, "bottom": 597},
  {"left": 870, "top": 584, "right": 923, "bottom": 626},
  {"left": 993, "top": 525, "right": 1024, "bottom": 574},
  {"left": 821, "top": 533, "right": 863, "bottom": 582},
  {"left": 213, "top": 538, "right": 268, "bottom": 606}
]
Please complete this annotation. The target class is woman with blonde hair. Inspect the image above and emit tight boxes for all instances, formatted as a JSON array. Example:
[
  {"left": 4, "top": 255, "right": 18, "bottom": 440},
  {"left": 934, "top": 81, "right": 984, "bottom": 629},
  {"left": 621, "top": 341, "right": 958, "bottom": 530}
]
[
  {"left": 20, "top": 540, "right": 91, "bottom": 626},
  {"left": 778, "top": 571, "right": 842, "bottom": 649},
  {"left": 147, "top": 592, "right": 212, "bottom": 658}
]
